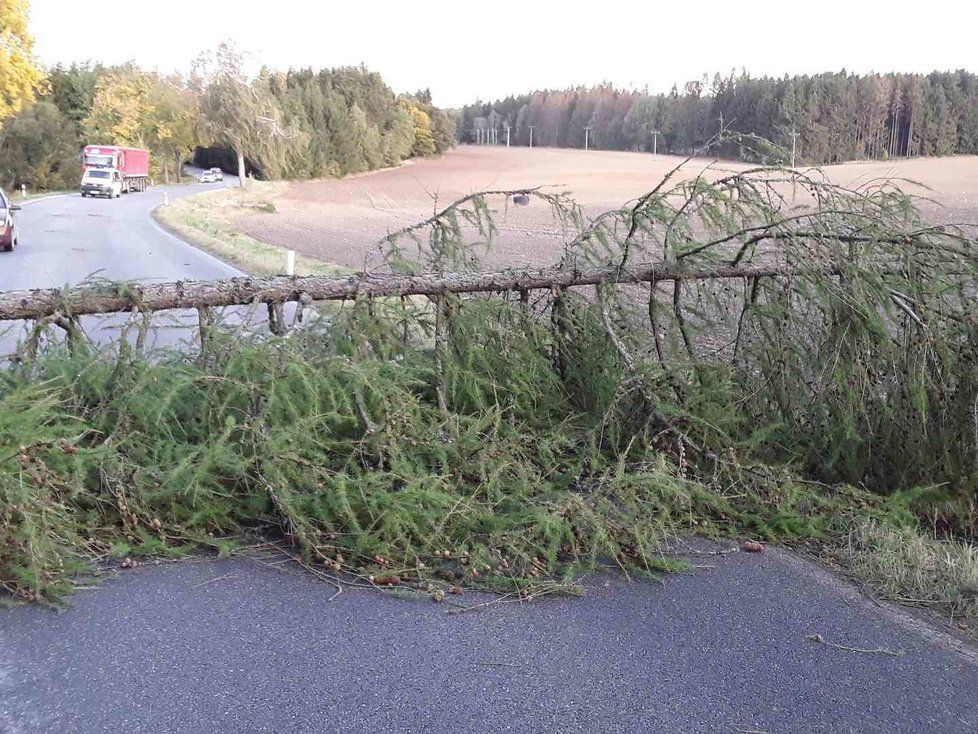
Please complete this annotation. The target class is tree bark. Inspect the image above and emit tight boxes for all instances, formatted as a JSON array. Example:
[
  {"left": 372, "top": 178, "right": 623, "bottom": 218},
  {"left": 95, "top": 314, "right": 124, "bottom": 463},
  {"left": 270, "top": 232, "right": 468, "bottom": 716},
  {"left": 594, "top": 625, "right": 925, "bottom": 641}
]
[{"left": 0, "top": 263, "right": 846, "bottom": 323}]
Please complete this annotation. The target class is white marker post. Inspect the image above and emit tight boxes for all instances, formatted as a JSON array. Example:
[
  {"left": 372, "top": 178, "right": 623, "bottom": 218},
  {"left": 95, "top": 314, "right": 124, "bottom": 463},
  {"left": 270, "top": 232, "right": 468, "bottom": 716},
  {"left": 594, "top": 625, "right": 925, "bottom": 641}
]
[
  {"left": 162, "top": 191, "right": 169, "bottom": 207},
  {"left": 285, "top": 249, "right": 296, "bottom": 276},
  {"left": 21, "top": 184, "right": 27, "bottom": 200}
]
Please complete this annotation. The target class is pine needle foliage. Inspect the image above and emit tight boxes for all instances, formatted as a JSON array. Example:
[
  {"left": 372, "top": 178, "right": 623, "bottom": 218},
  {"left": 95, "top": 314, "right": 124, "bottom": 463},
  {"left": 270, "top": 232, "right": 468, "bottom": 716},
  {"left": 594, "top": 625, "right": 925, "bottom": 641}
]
[{"left": 1, "top": 159, "right": 976, "bottom": 615}]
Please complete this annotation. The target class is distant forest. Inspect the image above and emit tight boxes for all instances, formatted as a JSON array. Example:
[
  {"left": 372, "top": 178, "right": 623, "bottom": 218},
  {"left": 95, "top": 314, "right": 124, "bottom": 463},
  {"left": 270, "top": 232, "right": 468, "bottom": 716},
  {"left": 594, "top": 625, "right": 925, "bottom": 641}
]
[
  {"left": 0, "top": 51, "right": 454, "bottom": 191},
  {"left": 455, "top": 70, "right": 978, "bottom": 164}
]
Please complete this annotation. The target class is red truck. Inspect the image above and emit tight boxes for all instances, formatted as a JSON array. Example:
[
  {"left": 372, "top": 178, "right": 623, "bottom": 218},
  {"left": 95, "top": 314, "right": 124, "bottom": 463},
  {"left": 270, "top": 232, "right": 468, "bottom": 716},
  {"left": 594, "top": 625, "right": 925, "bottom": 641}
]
[{"left": 80, "top": 145, "right": 150, "bottom": 198}]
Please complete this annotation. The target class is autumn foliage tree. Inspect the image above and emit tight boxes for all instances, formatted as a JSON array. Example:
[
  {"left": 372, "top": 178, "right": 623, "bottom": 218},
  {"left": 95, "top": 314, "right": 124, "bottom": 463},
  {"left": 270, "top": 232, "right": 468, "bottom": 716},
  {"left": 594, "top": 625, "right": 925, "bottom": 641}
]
[
  {"left": 83, "top": 64, "right": 154, "bottom": 146},
  {"left": 0, "top": 0, "right": 45, "bottom": 118},
  {"left": 82, "top": 65, "right": 200, "bottom": 183},
  {"left": 403, "top": 99, "right": 436, "bottom": 157}
]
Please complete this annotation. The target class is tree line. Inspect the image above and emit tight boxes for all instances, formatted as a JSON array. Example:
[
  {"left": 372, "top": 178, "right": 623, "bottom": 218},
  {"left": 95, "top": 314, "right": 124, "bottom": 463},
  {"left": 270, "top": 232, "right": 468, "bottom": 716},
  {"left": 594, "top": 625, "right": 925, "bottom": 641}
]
[
  {"left": 455, "top": 70, "right": 978, "bottom": 164},
  {"left": 0, "top": 12, "right": 454, "bottom": 191}
]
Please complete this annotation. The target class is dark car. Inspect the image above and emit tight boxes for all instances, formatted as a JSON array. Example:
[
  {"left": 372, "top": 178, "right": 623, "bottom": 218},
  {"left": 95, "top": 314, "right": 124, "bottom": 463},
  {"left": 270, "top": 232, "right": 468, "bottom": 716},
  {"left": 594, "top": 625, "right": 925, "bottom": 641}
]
[{"left": 0, "top": 188, "right": 21, "bottom": 252}]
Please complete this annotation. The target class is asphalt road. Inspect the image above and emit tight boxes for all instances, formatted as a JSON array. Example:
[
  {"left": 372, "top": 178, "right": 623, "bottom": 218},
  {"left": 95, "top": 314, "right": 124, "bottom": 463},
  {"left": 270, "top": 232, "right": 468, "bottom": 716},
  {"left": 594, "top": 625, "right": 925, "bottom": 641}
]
[
  {"left": 0, "top": 179, "right": 239, "bottom": 356},
  {"left": 1, "top": 546, "right": 975, "bottom": 734}
]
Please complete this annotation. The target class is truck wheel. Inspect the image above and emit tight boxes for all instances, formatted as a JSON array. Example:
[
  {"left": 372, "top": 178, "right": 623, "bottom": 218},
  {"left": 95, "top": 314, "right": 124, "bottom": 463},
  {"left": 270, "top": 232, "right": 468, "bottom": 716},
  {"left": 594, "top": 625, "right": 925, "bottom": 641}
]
[{"left": 81, "top": 192, "right": 87, "bottom": 198}]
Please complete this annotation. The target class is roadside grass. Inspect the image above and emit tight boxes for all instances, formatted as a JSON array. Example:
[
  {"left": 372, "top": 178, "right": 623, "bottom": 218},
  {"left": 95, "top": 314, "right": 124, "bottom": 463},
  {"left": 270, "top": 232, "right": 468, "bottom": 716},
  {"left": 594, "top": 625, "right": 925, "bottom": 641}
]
[
  {"left": 836, "top": 519, "right": 978, "bottom": 632},
  {"left": 153, "top": 181, "right": 348, "bottom": 277}
]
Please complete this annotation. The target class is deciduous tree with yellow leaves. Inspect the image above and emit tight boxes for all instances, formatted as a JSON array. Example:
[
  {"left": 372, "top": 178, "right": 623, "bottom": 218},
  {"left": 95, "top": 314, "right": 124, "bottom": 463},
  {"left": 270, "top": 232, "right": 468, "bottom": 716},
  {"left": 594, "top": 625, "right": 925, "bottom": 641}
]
[{"left": 0, "top": 0, "right": 46, "bottom": 118}]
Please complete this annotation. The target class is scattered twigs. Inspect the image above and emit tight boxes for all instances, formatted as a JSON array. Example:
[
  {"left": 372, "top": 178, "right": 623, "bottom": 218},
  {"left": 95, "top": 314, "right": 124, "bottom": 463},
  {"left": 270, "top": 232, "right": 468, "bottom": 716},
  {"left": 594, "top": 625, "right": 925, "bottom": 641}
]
[
  {"left": 806, "top": 633, "right": 903, "bottom": 658},
  {"left": 191, "top": 572, "right": 237, "bottom": 589}
]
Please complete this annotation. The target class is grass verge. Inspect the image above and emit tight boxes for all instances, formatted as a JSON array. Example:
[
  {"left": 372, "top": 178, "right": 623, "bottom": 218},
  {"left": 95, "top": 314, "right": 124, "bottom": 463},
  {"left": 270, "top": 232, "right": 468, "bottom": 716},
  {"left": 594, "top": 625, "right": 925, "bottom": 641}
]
[
  {"left": 153, "top": 181, "right": 348, "bottom": 277},
  {"left": 835, "top": 520, "right": 978, "bottom": 629}
]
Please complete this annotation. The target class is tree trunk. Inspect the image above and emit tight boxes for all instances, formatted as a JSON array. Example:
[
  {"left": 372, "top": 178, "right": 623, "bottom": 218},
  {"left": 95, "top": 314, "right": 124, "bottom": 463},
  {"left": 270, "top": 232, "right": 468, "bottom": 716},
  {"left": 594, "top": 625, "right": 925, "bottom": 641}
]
[
  {"left": 0, "top": 262, "right": 853, "bottom": 322},
  {"left": 163, "top": 158, "right": 170, "bottom": 185},
  {"left": 237, "top": 149, "right": 246, "bottom": 188}
]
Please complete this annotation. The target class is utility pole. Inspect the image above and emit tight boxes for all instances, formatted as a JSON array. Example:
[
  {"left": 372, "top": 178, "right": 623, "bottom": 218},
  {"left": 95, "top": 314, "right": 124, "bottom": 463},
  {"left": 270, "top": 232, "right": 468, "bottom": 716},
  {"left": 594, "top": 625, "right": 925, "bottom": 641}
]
[
  {"left": 528, "top": 125, "right": 535, "bottom": 148},
  {"left": 649, "top": 129, "right": 660, "bottom": 160},
  {"left": 789, "top": 130, "right": 801, "bottom": 167},
  {"left": 583, "top": 126, "right": 592, "bottom": 151},
  {"left": 504, "top": 125, "right": 511, "bottom": 147}
]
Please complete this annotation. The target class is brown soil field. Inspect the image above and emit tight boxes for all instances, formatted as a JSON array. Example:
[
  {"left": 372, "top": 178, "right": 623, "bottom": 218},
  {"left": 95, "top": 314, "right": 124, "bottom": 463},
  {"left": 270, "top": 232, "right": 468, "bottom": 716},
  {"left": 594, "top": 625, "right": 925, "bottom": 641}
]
[{"left": 233, "top": 146, "right": 978, "bottom": 270}]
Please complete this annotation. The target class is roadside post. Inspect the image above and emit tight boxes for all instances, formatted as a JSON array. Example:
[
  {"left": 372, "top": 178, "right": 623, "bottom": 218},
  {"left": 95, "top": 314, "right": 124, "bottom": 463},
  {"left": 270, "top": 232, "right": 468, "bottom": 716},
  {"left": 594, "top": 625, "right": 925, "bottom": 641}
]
[
  {"left": 21, "top": 184, "right": 26, "bottom": 200},
  {"left": 162, "top": 191, "right": 169, "bottom": 207},
  {"left": 285, "top": 250, "right": 296, "bottom": 276}
]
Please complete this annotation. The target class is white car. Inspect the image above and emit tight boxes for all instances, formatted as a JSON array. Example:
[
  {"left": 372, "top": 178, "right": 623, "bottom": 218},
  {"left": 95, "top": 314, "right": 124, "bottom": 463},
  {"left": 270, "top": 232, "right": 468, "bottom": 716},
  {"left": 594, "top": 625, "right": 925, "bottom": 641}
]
[
  {"left": 81, "top": 168, "right": 123, "bottom": 198},
  {"left": 209, "top": 167, "right": 224, "bottom": 181},
  {"left": 198, "top": 170, "right": 218, "bottom": 183}
]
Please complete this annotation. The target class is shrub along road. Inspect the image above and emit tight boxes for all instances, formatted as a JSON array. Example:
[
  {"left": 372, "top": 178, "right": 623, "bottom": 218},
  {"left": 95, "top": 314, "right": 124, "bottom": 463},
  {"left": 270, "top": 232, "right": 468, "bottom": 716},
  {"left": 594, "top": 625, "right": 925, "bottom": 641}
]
[{"left": 1, "top": 547, "right": 975, "bottom": 733}]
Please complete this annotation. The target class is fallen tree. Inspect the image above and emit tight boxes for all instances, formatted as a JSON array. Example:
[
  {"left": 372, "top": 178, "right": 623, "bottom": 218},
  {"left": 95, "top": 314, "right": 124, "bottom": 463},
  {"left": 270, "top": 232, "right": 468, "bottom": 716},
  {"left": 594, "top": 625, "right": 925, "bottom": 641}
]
[
  {"left": 0, "top": 263, "right": 841, "bottom": 321},
  {"left": 1, "top": 163, "right": 976, "bottom": 627}
]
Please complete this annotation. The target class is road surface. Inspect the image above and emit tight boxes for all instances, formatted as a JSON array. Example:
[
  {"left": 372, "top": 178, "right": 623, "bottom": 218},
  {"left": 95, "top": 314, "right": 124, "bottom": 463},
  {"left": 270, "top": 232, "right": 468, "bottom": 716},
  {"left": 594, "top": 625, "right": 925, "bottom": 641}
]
[
  {"left": 1, "top": 546, "right": 975, "bottom": 734},
  {"left": 0, "top": 178, "right": 239, "bottom": 356}
]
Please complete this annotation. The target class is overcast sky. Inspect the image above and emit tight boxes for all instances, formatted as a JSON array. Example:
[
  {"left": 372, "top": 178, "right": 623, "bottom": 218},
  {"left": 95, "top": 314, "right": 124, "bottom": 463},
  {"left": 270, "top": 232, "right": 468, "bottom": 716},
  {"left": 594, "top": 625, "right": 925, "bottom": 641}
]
[{"left": 29, "top": 1, "right": 978, "bottom": 108}]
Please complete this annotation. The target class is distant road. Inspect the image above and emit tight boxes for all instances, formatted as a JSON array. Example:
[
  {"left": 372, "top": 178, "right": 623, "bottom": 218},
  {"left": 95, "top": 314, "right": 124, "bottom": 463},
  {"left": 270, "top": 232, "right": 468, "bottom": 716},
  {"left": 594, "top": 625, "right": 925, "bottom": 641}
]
[
  {"left": 0, "top": 178, "right": 239, "bottom": 355},
  {"left": 0, "top": 180, "right": 237, "bottom": 291}
]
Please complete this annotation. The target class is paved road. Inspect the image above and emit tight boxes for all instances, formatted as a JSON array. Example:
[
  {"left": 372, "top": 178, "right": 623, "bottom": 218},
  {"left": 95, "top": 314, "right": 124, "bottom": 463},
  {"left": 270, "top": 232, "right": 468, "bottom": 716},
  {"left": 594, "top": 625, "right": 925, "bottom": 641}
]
[
  {"left": 0, "top": 180, "right": 240, "bottom": 356},
  {"left": 1, "top": 546, "right": 975, "bottom": 734}
]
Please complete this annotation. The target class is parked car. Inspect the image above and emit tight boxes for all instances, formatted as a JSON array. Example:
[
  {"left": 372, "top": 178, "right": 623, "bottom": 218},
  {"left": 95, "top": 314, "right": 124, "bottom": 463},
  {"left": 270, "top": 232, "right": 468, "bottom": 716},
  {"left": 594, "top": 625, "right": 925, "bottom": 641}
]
[
  {"left": 209, "top": 167, "right": 224, "bottom": 181},
  {"left": 0, "top": 188, "right": 22, "bottom": 252},
  {"left": 198, "top": 170, "right": 218, "bottom": 183}
]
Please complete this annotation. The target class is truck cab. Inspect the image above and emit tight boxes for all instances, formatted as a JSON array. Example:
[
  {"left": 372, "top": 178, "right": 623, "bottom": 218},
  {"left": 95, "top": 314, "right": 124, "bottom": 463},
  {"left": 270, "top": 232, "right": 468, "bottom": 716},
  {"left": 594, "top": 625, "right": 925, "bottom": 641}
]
[{"left": 81, "top": 168, "right": 123, "bottom": 198}]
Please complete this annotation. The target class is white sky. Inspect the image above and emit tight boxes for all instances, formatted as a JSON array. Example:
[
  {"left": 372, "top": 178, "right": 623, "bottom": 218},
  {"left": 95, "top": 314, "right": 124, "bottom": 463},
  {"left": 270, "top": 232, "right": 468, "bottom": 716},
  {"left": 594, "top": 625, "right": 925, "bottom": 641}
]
[{"left": 29, "top": 0, "right": 978, "bottom": 108}]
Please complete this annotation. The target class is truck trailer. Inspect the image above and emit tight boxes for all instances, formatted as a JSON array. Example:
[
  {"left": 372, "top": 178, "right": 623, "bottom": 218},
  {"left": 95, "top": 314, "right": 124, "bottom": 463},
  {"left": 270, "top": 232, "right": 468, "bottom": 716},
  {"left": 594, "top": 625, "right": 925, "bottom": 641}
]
[{"left": 80, "top": 145, "right": 150, "bottom": 198}]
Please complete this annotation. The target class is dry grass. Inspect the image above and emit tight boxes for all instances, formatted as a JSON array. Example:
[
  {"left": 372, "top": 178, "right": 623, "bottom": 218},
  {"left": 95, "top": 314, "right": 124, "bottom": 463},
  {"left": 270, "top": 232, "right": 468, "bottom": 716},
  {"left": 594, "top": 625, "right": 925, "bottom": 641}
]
[
  {"left": 154, "top": 181, "right": 349, "bottom": 277},
  {"left": 839, "top": 520, "right": 978, "bottom": 633}
]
